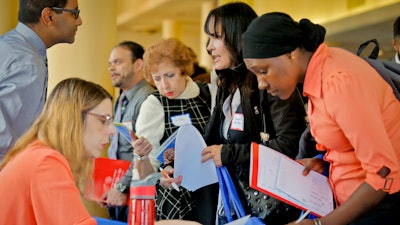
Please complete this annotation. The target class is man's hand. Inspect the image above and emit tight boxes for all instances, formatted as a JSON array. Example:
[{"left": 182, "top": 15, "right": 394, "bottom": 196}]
[{"left": 103, "top": 188, "right": 128, "bottom": 207}]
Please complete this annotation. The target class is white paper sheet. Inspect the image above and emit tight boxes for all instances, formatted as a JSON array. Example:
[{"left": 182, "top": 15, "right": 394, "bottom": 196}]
[
  {"left": 225, "top": 215, "right": 250, "bottom": 225},
  {"left": 174, "top": 124, "right": 218, "bottom": 191},
  {"left": 250, "top": 143, "right": 334, "bottom": 217}
]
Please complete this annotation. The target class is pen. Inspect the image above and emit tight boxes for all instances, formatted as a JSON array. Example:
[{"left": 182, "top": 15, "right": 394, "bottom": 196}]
[
  {"left": 159, "top": 168, "right": 180, "bottom": 192},
  {"left": 295, "top": 209, "right": 311, "bottom": 223}
]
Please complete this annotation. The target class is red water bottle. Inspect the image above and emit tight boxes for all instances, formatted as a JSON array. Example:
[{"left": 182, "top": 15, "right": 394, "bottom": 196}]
[
  {"left": 129, "top": 185, "right": 156, "bottom": 225},
  {"left": 128, "top": 172, "right": 161, "bottom": 225}
]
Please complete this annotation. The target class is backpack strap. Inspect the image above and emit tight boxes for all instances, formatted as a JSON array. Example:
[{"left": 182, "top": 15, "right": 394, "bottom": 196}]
[
  {"left": 364, "top": 58, "right": 400, "bottom": 101},
  {"left": 356, "top": 39, "right": 380, "bottom": 59}
]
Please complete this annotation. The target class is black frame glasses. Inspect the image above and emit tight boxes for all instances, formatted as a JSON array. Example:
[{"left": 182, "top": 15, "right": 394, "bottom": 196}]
[
  {"left": 85, "top": 112, "right": 113, "bottom": 125},
  {"left": 51, "top": 7, "right": 80, "bottom": 19}
]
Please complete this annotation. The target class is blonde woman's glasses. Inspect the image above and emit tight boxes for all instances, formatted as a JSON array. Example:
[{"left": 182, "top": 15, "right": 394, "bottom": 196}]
[{"left": 85, "top": 112, "right": 113, "bottom": 125}]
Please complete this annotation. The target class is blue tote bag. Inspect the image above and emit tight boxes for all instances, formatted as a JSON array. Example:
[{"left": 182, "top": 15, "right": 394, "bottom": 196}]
[{"left": 217, "top": 166, "right": 264, "bottom": 225}]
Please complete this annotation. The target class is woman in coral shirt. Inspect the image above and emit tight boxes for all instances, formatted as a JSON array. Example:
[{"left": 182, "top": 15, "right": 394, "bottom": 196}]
[
  {"left": 0, "top": 78, "right": 151, "bottom": 225},
  {"left": 242, "top": 12, "right": 400, "bottom": 225}
]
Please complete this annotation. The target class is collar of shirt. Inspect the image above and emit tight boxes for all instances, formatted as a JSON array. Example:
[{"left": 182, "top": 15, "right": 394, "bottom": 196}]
[
  {"left": 303, "top": 43, "right": 329, "bottom": 99},
  {"left": 125, "top": 79, "right": 151, "bottom": 101},
  {"left": 15, "top": 22, "right": 47, "bottom": 64},
  {"left": 176, "top": 77, "right": 200, "bottom": 99},
  {"left": 395, "top": 53, "right": 400, "bottom": 64}
]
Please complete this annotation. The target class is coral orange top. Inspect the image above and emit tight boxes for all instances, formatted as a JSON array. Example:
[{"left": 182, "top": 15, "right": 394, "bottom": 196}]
[
  {"left": 304, "top": 44, "right": 400, "bottom": 205},
  {"left": 0, "top": 140, "right": 95, "bottom": 225}
]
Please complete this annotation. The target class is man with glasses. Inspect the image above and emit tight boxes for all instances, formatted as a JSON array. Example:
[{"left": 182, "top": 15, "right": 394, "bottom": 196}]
[
  {"left": 101, "top": 41, "right": 154, "bottom": 222},
  {"left": 0, "top": 0, "right": 82, "bottom": 162}
]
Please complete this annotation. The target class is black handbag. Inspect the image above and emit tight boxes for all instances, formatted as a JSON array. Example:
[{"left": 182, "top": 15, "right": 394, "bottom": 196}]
[{"left": 236, "top": 168, "right": 302, "bottom": 225}]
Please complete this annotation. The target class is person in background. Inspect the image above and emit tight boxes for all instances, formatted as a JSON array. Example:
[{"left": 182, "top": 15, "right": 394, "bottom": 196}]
[
  {"left": 0, "top": 0, "right": 82, "bottom": 162},
  {"left": 242, "top": 12, "right": 400, "bottom": 225},
  {"left": 391, "top": 16, "right": 400, "bottom": 63},
  {"left": 102, "top": 41, "right": 155, "bottom": 222},
  {"left": 200, "top": 2, "right": 306, "bottom": 224},
  {"left": 0, "top": 78, "right": 112, "bottom": 225},
  {"left": 134, "top": 38, "right": 218, "bottom": 225},
  {"left": 188, "top": 46, "right": 211, "bottom": 83}
]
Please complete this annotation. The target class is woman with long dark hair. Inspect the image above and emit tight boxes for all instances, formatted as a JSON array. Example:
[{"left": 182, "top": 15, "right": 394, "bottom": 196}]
[{"left": 201, "top": 2, "right": 307, "bottom": 224}]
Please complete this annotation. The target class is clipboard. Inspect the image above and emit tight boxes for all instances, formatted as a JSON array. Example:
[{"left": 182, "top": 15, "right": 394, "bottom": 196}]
[{"left": 249, "top": 142, "right": 334, "bottom": 217}]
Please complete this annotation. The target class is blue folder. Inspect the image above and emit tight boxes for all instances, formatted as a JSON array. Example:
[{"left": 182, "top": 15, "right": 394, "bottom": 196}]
[{"left": 93, "top": 217, "right": 127, "bottom": 225}]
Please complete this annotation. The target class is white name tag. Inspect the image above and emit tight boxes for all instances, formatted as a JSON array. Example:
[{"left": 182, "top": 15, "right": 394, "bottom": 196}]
[
  {"left": 171, "top": 113, "right": 192, "bottom": 126},
  {"left": 231, "top": 113, "right": 244, "bottom": 131}
]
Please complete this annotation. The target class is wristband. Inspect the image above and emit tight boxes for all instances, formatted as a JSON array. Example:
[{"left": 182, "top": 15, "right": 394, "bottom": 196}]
[
  {"left": 115, "top": 182, "right": 128, "bottom": 193},
  {"left": 134, "top": 153, "right": 148, "bottom": 161}
]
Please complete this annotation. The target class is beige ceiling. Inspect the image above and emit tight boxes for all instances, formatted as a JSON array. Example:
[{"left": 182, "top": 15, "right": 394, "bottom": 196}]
[
  {"left": 117, "top": 0, "right": 206, "bottom": 32},
  {"left": 115, "top": 0, "right": 400, "bottom": 60}
]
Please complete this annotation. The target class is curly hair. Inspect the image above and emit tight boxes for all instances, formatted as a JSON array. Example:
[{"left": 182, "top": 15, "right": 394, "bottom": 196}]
[{"left": 142, "top": 38, "right": 194, "bottom": 83}]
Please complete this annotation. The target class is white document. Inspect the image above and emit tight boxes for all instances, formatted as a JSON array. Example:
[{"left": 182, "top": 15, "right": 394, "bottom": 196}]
[
  {"left": 225, "top": 215, "right": 251, "bottom": 225},
  {"left": 250, "top": 143, "right": 334, "bottom": 217},
  {"left": 173, "top": 124, "right": 218, "bottom": 191}
]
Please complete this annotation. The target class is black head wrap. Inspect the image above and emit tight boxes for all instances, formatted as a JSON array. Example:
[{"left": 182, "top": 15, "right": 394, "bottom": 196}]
[{"left": 242, "top": 12, "right": 326, "bottom": 59}]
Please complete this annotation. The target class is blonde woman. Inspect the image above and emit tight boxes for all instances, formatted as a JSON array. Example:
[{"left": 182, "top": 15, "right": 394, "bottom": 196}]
[{"left": 1, "top": 78, "right": 122, "bottom": 224}]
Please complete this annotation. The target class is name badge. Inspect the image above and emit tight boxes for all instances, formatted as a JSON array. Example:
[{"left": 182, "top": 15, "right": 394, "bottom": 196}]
[
  {"left": 171, "top": 113, "right": 192, "bottom": 126},
  {"left": 231, "top": 113, "right": 244, "bottom": 131}
]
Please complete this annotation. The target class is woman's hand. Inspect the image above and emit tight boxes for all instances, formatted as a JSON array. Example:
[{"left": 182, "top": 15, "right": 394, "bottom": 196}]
[
  {"left": 132, "top": 136, "right": 152, "bottom": 157},
  {"left": 201, "top": 144, "right": 223, "bottom": 167},
  {"left": 297, "top": 157, "right": 325, "bottom": 176},
  {"left": 159, "top": 166, "right": 182, "bottom": 190}
]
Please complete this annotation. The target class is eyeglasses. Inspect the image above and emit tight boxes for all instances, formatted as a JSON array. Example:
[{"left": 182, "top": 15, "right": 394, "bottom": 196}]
[
  {"left": 85, "top": 112, "right": 113, "bottom": 125},
  {"left": 51, "top": 7, "right": 80, "bottom": 19}
]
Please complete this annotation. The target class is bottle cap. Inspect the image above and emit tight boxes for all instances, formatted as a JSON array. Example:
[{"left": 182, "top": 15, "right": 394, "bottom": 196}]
[{"left": 130, "top": 185, "right": 156, "bottom": 199}]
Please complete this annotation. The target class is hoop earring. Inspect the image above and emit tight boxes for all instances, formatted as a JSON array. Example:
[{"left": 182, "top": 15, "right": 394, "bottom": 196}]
[{"left": 288, "top": 53, "right": 295, "bottom": 59}]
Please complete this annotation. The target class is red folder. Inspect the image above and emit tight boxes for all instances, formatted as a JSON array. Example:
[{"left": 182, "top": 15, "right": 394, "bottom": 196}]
[{"left": 85, "top": 157, "right": 131, "bottom": 205}]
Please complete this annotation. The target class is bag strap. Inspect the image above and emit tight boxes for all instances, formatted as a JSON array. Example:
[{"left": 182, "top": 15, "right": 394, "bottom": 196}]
[
  {"left": 356, "top": 38, "right": 380, "bottom": 59},
  {"left": 221, "top": 167, "right": 246, "bottom": 217},
  {"left": 217, "top": 166, "right": 246, "bottom": 222},
  {"left": 217, "top": 167, "right": 234, "bottom": 222}
]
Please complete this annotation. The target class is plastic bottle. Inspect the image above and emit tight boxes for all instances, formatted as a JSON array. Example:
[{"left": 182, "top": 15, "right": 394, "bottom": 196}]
[{"left": 129, "top": 171, "right": 162, "bottom": 225}]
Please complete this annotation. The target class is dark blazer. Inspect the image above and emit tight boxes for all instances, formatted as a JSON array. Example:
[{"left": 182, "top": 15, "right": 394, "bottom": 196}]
[
  {"left": 203, "top": 66, "right": 306, "bottom": 223},
  {"left": 203, "top": 70, "right": 307, "bottom": 166}
]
